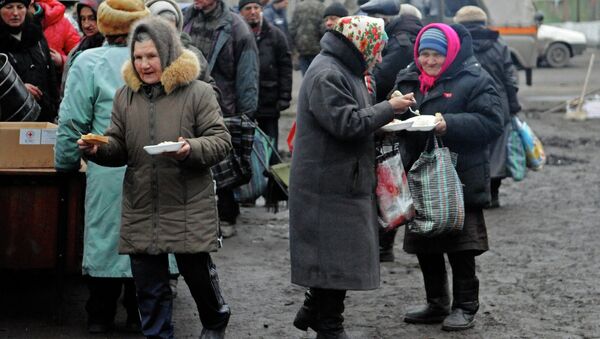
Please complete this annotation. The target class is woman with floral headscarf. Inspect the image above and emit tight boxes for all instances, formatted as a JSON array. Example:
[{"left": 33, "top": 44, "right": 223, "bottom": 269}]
[
  {"left": 289, "top": 16, "right": 415, "bottom": 338},
  {"left": 393, "top": 23, "right": 503, "bottom": 331}
]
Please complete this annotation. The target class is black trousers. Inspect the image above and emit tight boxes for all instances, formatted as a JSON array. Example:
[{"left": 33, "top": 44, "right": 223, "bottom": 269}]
[
  {"left": 130, "top": 253, "right": 230, "bottom": 339},
  {"left": 85, "top": 276, "right": 138, "bottom": 325},
  {"left": 217, "top": 188, "right": 239, "bottom": 224},
  {"left": 491, "top": 178, "right": 502, "bottom": 198},
  {"left": 416, "top": 251, "right": 479, "bottom": 306},
  {"left": 256, "top": 116, "right": 279, "bottom": 160}
]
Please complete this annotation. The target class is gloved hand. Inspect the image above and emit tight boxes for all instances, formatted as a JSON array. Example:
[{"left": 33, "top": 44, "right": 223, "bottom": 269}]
[{"left": 277, "top": 100, "right": 291, "bottom": 111}]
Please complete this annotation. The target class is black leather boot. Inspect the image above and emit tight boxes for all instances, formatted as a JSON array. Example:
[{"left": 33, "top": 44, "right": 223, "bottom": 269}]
[
  {"left": 293, "top": 289, "right": 317, "bottom": 331},
  {"left": 404, "top": 296, "right": 451, "bottom": 324},
  {"left": 485, "top": 179, "right": 501, "bottom": 209},
  {"left": 200, "top": 326, "right": 226, "bottom": 339},
  {"left": 442, "top": 278, "right": 479, "bottom": 331},
  {"left": 379, "top": 228, "right": 398, "bottom": 262},
  {"left": 404, "top": 255, "right": 450, "bottom": 324},
  {"left": 314, "top": 289, "right": 348, "bottom": 339},
  {"left": 441, "top": 301, "right": 478, "bottom": 331}
]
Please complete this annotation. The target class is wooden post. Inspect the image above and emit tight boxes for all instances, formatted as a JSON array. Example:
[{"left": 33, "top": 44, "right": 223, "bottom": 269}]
[{"left": 566, "top": 53, "right": 595, "bottom": 120}]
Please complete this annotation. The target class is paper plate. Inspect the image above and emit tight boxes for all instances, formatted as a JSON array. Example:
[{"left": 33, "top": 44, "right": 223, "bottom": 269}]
[
  {"left": 143, "top": 141, "right": 185, "bottom": 155},
  {"left": 405, "top": 115, "right": 439, "bottom": 131},
  {"left": 381, "top": 119, "right": 413, "bottom": 132}
]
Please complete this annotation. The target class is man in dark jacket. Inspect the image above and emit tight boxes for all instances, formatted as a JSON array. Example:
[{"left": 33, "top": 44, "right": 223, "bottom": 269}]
[
  {"left": 372, "top": 5, "right": 423, "bottom": 103},
  {"left": 454, "top": 5, "right": 521, "bottom": 208},
  {"left": 183, "top": 0, "right": 259, "bottom": 237},
  {"left": 239, "top": 0, "right": 292, "bottom": 154},
  {"left": 322, "top": 2, "right": 347, "bottom": 30},
  {"left": 289, "top": 0, "right": 325, "bottom": 75},
  {"left": 262, "top": 0, "right": 290, "bottom": 44}
]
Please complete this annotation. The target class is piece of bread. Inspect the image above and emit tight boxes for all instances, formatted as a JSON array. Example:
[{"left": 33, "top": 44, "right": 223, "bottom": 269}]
[{"left": 81, "top": 133, "right": 109, "bottom": 145}]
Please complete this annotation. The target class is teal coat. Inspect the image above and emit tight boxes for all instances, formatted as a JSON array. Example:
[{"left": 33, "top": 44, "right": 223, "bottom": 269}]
[{"left": 54, "top": 45, "right": 177, "bottom": 277}]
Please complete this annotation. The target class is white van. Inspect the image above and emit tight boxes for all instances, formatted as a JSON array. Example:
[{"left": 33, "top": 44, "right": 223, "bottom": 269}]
[{"left": 407, "top": 0, "right": 541, "bottom": 85}]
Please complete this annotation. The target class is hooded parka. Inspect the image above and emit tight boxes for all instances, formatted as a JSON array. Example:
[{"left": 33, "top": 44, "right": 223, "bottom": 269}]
[
  {"left": 394, "top": 24, "right": 503, "bottom": 254},
  {"left": 289, "top": 30, "right": 395, "bottom": 290},
  {"left": 89, "top": 47, "right": 231, "bottom": 254}
]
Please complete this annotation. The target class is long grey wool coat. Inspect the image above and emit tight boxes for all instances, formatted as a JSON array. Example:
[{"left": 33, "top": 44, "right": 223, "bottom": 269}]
[{"left": 289, "top": 31, "right": 395, "bottom": 290}]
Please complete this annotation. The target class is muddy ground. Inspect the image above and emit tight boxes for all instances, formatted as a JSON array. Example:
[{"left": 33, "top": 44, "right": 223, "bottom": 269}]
[{"left": 1, "top": 51, "right": 600, "bottom": 338}]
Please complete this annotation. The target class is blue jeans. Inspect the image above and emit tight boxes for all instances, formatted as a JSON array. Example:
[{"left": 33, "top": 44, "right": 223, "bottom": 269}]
[{"left": 130, "top": 253, "right": 230, "bottom": 339}]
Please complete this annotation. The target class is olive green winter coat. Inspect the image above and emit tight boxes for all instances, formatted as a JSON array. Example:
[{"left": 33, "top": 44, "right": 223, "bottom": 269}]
[{"left": 90, "top": 50, "right": 231, "bottom": 254}]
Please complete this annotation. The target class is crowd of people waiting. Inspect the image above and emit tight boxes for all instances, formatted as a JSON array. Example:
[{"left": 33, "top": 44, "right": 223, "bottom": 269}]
[{"left": 0, "top": 0, "right": 520, "bottom": 337}]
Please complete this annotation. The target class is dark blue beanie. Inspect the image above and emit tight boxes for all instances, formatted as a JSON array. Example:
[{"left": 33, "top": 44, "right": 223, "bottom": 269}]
[{"left": 418, "top": 27, "right": 448, "bottom": 56}]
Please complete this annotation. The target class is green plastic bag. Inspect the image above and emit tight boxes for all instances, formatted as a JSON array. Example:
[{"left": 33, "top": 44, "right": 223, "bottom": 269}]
[
  {"left": 506, "top": 117, "right": 527, "bottom": 181},
  {"left": 234, "top": 130, "right": 273, "bottom": 203}
]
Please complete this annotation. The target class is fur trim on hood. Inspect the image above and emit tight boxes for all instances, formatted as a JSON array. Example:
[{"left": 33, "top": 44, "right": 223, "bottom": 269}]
[{"left": 122, "top": 49, "right": 200, "bottom": 94}]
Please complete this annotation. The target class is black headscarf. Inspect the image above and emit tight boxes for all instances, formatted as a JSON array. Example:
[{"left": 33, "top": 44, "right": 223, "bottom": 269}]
[{"left": 71, "top": 1, "right": 105, "bottom": 55}]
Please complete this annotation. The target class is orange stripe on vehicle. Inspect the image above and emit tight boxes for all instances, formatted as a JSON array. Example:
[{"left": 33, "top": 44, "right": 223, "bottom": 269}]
[{"left": 489, "top": 26, "right": 538, "bottom": 36}]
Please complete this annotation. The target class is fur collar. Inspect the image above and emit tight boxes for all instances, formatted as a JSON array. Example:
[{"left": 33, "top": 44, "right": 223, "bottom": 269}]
[{"left": 122, "top": 49, "right": 200, "bottom": 94}]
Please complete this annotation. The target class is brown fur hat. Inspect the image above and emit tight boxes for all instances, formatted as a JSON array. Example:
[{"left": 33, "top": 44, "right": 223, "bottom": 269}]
[{"left": 97, "top": 0, "right": 150, "bottom": 36}]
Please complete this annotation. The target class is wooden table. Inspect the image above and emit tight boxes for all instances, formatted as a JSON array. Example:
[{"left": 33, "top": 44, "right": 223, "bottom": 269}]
[
  {"left": 0, "top": 168, "right": 85, "bottom": 274},
  {"left": 0, "top": 168, "right": 86, "bottom": 321}
]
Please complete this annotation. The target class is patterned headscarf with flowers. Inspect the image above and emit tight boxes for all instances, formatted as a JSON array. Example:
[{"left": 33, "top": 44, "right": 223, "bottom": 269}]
[{"left": 333, "top": 16, "right": 388, "bottom": 68}]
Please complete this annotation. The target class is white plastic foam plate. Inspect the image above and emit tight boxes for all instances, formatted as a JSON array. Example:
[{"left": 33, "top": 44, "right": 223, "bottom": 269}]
[
  {"left": 143, "top": 141, "right": 185, "bottom": 155},
  {"left": 405, "top": 115, "right": 439, "bottom": 131},
  {"left": 381, "top": 119, "right": 414, "bottom": 132}
]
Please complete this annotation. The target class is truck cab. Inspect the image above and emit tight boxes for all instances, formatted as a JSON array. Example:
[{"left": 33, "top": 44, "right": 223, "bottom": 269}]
[{"left": 407, "top": 0, "right": 540, "bottom": 85}]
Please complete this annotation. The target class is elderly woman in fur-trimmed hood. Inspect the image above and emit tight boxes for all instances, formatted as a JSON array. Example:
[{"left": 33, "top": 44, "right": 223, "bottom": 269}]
[{"left": 79, "top": 16, "right": 233, "bottom": 339}]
